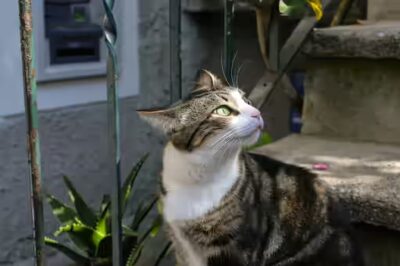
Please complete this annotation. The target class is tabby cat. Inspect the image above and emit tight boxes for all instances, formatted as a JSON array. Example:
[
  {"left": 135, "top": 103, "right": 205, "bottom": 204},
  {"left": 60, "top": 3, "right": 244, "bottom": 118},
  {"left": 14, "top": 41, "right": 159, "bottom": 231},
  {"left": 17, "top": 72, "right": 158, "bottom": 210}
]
[{"left": 138, "top": 70, "right": 363, "bottom": 266}]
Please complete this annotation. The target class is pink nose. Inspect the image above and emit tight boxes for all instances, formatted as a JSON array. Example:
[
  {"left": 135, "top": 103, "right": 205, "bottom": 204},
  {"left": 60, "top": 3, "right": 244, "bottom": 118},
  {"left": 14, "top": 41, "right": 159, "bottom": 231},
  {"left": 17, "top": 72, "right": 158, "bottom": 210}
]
[
  {"left": 250, "top": 109, "right": 261, "bottom": 118},
  {"left": 251, "top": 110, "right": 261, "bottom": 118},
  {"left": 250, "top": 109, "right": 264, "bottom": 129}
]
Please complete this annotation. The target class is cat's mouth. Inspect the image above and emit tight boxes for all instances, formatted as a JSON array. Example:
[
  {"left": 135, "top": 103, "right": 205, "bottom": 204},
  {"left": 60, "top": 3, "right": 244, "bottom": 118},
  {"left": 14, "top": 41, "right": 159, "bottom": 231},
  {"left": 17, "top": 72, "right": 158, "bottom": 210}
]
[{"left": 241, "top": 127, "right": 261, "bottom": 145}]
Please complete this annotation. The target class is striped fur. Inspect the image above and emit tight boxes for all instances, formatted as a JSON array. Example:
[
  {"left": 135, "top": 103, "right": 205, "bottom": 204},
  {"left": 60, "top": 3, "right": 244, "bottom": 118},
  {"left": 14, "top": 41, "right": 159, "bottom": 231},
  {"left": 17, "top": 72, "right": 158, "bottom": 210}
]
[
  {"left": 138, "top": 70, "right": 363, "bottom": 266},
  {"left": 164, "top": 153, "right": 362, "bottom": 266}
]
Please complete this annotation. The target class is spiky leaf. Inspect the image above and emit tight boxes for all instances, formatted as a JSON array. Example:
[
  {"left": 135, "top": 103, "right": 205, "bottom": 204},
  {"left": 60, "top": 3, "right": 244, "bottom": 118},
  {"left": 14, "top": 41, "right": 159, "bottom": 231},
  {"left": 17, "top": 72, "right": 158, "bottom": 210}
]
[
  {"left": 96, "top": 235, "right": 112, "bottom": 258},
  {"left": 45, "top": 237, "right": 91, "bottom": 264},
  {"left": 123, "top": 225, "right": 139, "bottom": 238},
  {"left": 55, "top": 221, "right": 106, "bottom": 256},
  {"left": 46, "top": 194, "right": 77, "bottom": 224},
  {"left": 99, "top": 194, "right": 111, "bottom": 215},
  {"left": 125, "top": 244, "right": 144, "bottom": 266},
  {"left": 130, "top": 196, "right": 158, "bottom": 231},
  {"left": 154, "top": 242, "right": 172, "bottom": 266},
  {"left": 63, "top": 176, "right": 98, "bottom": 227},
  {"left": 137, "top": 215, "right": 163, "bottom": 246},
  {"left": 121, "top": 154, "right": 149, "bottom": 214},
  {"left": 150, "top": 215, "right": 163, "bottom": 238},
  {"left": 96, "top": 203, "right": 111, "bottom": 236},
  {"left": 122, "top": 228, "right": 139, "bottom": 263}
]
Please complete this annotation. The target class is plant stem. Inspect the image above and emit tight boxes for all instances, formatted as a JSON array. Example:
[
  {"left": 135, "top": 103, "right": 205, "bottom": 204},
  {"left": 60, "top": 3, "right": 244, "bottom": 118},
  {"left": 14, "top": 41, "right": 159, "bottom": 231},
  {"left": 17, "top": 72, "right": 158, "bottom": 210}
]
[{"left": 330, "top": 0, "right": 354, "bottom": 26}]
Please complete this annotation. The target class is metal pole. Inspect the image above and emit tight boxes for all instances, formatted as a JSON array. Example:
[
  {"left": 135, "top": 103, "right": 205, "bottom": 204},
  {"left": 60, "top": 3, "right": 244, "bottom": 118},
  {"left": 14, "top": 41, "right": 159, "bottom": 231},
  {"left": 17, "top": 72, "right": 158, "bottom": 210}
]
[
  {"left": 103, "top": 1, "right": 122, "bottom": 265},
  {"left": 224, "top": 0, "right": 235, "bottom": 85},
  {"left": 17, "top": 1, "right": 45, "bottom": 265},
  {"left": 170, "top": 0, "right": 182, "bottom": 103}
]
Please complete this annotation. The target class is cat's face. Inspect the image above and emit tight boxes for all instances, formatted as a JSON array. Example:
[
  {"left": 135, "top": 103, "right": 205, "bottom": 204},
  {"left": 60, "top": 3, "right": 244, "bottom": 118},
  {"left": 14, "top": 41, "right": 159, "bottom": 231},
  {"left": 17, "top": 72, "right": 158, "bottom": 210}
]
[{"left": 138, "top": 70, "right": 264, "bottom": 152}]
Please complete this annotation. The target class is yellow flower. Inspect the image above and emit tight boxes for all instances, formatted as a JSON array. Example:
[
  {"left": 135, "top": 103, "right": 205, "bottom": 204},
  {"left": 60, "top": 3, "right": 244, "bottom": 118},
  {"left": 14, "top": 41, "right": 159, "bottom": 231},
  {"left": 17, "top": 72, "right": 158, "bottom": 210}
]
[{"left": 307, "top": 0, "right": 323, "bottom": 20}]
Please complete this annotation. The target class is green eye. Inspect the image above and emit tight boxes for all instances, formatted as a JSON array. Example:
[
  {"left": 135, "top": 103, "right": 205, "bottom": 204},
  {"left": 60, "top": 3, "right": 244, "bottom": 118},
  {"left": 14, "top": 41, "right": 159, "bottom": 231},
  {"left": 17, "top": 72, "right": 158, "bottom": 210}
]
[{"left": 214, "top": 106, "right": 232, "bottom": 116}]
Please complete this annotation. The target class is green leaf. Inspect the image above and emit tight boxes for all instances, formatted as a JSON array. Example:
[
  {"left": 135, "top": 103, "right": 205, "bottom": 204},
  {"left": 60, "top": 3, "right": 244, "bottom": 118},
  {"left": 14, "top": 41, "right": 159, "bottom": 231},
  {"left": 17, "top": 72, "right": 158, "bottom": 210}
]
[
  {"left": 45, "top": 237, "right": 91, "bottom": 264},
  {"left": 63, "top": 176, "right": 98, "bottom": 228},
  {"left": 138, "top": 215, "right": 163, "bottom": 246},
  {"left": 246, "top": 132, "right": 273, "bottom": 151},
  {"left": 46, "top": 194, "right": 77, "bottom": 224},
  {"left": 125, "top": 244, "right": 144, "bottom": 266},
  {"left": 54, "top": 220, "right": 106, "bottom": 256},
  {"left": 150, "top": 215, "right": 163, "bottom": 238},
  {"left": 96, "top": 203, "right": 111, "bottom": 236},
  {"left": 156, "top": 200, "right": 164, "bottom": 215},
  {"left": 123, "top": 225, "right": 139, "bottom": 238},
  {"left": 99, "top": 194, "right": 111, "bottom": 215},
  {"left": 122, "top": 224, "right": 140, "bottom": 263},
  {"left": 96, "top": 235, "right": 112, "bottom": 258},
  {"left": 131, "top": 196, "right": 158, "bottom": 231},
  {"left": 279, "top": 0, "right": 323, "bottom": 20},
  {"left": 121, "top": 154, "right": 149, "bottom": 214},
  {"left": 154, "top": 242, "right": 172, "bottom": 266}
]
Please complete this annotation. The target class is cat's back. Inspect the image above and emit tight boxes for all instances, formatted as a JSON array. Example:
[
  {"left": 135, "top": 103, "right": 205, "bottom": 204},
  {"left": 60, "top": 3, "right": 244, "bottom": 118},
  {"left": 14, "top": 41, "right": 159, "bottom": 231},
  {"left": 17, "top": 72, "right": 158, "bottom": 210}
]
[{"left": 243, "top": 152, "right": 363, "bottom": 266}]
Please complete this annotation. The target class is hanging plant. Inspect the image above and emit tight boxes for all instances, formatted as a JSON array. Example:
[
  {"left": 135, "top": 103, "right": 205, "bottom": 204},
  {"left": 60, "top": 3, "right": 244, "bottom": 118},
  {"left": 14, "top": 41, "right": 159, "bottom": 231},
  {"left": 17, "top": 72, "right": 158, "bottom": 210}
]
[{"left": 279, "top": 0, "right": 323, "bottom": 20}]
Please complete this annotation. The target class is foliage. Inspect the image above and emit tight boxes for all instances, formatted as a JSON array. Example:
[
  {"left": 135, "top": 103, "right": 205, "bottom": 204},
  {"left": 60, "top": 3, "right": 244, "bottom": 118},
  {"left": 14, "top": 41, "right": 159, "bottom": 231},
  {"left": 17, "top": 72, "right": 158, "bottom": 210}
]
[
  {"left": 45, "top": 155, "right": 168, "bottom": 266},
  {"left": 279, "top": 0, "right": 323, "bottom": 20},
  {"left": 247, "top": 132, "right": 273, "bottom": 151}
]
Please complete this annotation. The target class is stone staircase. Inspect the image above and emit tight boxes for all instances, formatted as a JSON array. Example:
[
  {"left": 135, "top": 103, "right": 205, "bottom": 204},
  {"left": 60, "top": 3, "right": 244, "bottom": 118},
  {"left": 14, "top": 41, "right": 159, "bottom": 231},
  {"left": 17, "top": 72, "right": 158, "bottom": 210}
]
[{"left": 254, "top": 22, "right": 400, "bottom": 265}]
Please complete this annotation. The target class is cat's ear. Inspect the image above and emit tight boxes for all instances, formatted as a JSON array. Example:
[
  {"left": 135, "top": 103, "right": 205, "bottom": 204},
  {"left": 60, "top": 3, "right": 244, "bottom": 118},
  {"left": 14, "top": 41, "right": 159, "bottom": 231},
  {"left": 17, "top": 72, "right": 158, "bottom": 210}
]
[
  {"left": 137, "top": 107, "right": 182, "bottom": 135},
  {"left": 193, "top": 69, "right": 228, "bottom": 91}
]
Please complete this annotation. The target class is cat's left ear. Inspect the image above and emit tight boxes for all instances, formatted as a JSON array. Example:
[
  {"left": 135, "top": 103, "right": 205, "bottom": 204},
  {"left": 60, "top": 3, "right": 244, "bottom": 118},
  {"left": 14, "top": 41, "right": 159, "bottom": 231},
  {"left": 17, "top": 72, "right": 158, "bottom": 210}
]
[
  {"left": 193, "top": 69, "right": 228, "bottom": 91},
  {"left": 137, "top": 106, "right": 183, "bottom": 135}
]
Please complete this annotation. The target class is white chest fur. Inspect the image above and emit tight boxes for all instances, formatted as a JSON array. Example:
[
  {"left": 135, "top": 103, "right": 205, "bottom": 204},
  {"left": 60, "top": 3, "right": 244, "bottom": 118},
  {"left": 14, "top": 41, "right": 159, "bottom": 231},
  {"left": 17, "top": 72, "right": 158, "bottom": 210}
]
[{"left": 162, "top": 142, "right": 240, "bottom": 222}]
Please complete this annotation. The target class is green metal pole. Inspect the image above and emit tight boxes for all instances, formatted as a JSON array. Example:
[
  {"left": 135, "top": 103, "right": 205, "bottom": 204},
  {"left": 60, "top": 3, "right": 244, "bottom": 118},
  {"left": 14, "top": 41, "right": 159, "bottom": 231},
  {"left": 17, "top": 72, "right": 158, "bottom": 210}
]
[
  {"left": 17, "top": 1, "right": 45, "bottom": 265},
  {"left": 170, "top": 0, "right": 182, "bottom": 103},
  {"left": 224, "top": 0, "right": 235, "bottom": 85},
  {"left": 103, "top": 1, "right": 122, "bottom": 265}
]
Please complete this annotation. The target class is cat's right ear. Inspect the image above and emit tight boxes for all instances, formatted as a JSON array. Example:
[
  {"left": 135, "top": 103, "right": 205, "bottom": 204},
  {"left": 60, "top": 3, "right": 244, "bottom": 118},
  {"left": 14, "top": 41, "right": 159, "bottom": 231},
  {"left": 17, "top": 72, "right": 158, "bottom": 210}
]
[{"left": 137, "top": 108, "right": 180, "bottom": 135}]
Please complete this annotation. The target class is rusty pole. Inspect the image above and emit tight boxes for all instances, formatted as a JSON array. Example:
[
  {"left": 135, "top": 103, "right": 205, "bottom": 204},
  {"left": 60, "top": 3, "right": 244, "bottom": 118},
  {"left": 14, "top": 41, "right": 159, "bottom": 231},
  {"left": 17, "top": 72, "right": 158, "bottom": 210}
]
[{"left": 18, "top": 1, "right": 45, "bottom": 265}]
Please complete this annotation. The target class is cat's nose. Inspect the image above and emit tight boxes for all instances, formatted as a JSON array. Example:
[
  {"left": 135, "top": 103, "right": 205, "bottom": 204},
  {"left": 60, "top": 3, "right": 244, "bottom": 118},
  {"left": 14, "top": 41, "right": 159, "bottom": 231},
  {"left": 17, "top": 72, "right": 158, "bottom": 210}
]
[
  {"left": 250, "top": 109, "right": 264, "bottom": 129},
  {"left": 250, "top": 109, "right": 261, "bottom": 118}
]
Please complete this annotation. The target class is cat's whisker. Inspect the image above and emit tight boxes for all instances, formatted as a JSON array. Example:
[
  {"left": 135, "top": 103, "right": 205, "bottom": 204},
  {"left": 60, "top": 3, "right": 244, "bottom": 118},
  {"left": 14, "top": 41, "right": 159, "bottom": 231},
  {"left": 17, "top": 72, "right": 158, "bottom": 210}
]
[
  {"left": 230, "top": 51, "right": 239, "bottom": 88},
  {"left": 220, "top": 53, "right": 231, "bottom": 87}
]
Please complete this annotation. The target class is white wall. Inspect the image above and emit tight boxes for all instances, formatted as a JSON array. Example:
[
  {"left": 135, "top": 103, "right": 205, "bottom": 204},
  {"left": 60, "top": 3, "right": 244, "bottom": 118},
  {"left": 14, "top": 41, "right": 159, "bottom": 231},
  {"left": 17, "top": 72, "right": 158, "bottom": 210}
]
[{"left": 0, "top": 0, "right": 139, "bottom": 116}]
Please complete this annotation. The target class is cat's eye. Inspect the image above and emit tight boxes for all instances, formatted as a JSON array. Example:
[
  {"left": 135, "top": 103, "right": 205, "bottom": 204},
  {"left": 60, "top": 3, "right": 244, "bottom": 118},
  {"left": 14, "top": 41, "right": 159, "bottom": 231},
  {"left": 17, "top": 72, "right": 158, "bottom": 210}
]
[{"left": 213, "top": 106, "right": 232, "bottom": 116}]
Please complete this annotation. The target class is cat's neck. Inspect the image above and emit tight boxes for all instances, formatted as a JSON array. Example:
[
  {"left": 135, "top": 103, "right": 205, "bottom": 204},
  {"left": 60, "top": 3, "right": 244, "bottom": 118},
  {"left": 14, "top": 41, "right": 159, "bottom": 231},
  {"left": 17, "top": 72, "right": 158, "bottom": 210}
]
[
  {"left": 162, "top": 141, "right": 241, "bottom": 221},
  {"left": 162, "top": 141, "right": 241, "bottom": 190}
]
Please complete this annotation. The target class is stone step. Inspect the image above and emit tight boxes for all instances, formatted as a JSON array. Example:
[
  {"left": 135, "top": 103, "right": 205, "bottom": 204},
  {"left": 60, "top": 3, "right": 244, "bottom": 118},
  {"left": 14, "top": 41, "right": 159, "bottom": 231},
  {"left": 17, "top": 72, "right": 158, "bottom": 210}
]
[
  {"left": 252, "top": 134, "right": 400, "bottom": 231},
  {"left": 303, "top": 22, "right": 400, "bottom": 60},
  {"left": 301, "top": 22, "right": 400, "bottom": 144}
]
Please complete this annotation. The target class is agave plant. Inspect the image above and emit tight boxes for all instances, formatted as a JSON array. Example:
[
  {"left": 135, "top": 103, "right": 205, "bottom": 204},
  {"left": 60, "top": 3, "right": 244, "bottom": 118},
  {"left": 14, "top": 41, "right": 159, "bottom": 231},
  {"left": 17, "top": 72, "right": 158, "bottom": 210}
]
[{"left": 45, "top": 155, "right": 168, "bottom": 266}]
